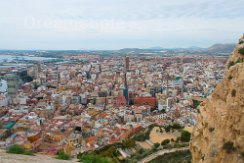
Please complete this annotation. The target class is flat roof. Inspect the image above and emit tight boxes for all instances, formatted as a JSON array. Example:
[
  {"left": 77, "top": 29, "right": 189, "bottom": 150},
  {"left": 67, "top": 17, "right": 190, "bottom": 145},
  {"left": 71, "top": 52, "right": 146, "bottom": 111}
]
[{"left": 3, "top": 121, "right": 15, "bottom": 129}]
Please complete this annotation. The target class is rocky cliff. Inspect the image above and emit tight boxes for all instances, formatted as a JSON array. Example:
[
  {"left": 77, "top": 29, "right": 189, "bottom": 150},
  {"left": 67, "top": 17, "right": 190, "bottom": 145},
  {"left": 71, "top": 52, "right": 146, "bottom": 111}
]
[{"left": 190, "top": 38, "right": 244, "bottom": 163}]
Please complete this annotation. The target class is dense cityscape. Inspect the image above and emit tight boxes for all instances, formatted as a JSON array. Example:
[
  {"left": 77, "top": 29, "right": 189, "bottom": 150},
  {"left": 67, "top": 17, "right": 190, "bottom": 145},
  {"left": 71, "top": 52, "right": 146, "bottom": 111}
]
[
  {"left": 0, "top": 48, "right": 229, "bottom": 162},
  {"left": 1, "top": 0, "right": 244, "bottom": 162}
]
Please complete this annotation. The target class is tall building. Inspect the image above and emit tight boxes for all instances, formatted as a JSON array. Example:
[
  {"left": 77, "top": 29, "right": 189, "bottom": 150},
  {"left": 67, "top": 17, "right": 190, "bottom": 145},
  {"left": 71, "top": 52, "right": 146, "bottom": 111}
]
[
  {"left": 0, "top": 79, "right": 8, "bottom": 107},
  {"left": 124, "top": 56, "right": 130, "bottom": 104},
  {"left": 34, "top": 63, "right": 41, "bottom": 79},
  {"left": 34, "top": 63, "right": 42, "bottom": 85},
  {"left": 125, "top": 56, "right": 130, "bottom": 71},
  {"left": 4, "top": 73, "right": 21, "bottom": 100},
  {"left": 123, "top": 73, "right": 129, "bottom": 104}
]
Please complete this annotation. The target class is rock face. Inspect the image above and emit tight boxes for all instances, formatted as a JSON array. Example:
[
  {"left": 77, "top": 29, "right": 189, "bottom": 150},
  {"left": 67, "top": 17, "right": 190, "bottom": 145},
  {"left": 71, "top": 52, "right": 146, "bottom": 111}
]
[{"left": 190, "top": 39, "right": 244, "bottom": 163}]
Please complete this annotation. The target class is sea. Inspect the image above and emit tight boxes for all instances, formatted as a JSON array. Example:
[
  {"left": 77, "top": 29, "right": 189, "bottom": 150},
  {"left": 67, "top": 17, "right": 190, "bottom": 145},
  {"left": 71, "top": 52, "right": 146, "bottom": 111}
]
[{"left": 0, "top": 55, "right": 56, "bottom": 62}]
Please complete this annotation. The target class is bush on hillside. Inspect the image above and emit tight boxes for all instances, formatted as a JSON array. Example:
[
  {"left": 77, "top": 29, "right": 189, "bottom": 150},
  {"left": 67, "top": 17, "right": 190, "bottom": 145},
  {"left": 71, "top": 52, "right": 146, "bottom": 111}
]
[
  {"left": 228, "top": 61, "right": 235, "bottom": 68},
  {"left": 165, "top": 123, "right": 183, "bottom": 132},
  {"left": 180, "top": 130, "right": 191, "bottom": 142},
  {"left": 78, "top": 154, "right": 110, "bottom": 163},
  {"left": 239, "top": 47, "right": 244, "bottom": 55},
  {"left": 228, "top": 58, "right": 244, "bottom": 68},
  {"left": 99, "top": 146, "right": 119, "bottom": 157},
  {"left": 148, "top": 150, "right": 191, "bottom": 163},
  {"left": 192, "top": 100, "right": 201, "bottom": 109},
  {"left": 56, "top": 150, "right": 70, "bottom": 160},
  {"left": 231, "top": 89, "right": 236, "bottom": 97},
  {"left": 121, "top": 139, "right": 136, "bottom": 149},
  {"left": 153, "top": 143, "right": 160, "bottom": 149},
  {"left": 7, "top": 145, "right": 25, "bottom": 154},
  {"left": 6, "top": 144, "right": 33, "bottom": 155},
  {"left": 209, "top": 127, "right": 215, "bottom": 132},
  {"left": 161, "top": 139, "right": 170, "bottom": 146},
  {"left": 223, "top": 141, "right": 236, "bottom": 153},
  {"left": 228, "top": 75, "right": 233, "bottom": 80},
  {"left": 132, "top": 124, "right": 158, "bottom": 141}
]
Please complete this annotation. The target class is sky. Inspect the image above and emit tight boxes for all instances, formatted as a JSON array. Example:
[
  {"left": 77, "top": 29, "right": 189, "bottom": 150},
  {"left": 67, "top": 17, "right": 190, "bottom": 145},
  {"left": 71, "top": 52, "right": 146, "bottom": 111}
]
[{"left": 0, "top": 0, "right": 244, "bottom": 50}]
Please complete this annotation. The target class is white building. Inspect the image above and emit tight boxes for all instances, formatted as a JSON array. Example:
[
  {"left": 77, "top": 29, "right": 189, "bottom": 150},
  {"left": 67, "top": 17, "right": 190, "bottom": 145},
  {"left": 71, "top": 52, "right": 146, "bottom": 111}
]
[{"left": 0, "top": 79, "right": 8, "bottom": 107}]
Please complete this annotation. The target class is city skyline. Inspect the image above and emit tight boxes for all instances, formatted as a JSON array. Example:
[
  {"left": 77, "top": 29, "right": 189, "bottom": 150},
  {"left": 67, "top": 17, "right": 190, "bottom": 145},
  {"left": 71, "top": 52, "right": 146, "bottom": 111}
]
[{"left": 0, "top": 0, "right": 244, "bottom": 50}]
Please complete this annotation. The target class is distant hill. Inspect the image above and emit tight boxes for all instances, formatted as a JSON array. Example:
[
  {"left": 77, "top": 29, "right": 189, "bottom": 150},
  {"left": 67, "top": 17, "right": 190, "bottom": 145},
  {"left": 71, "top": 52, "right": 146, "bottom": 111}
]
[
  {"left": 0, "top": 43, "right": 235, "bottom": 57},
  {"left": 208, "top": 43, "right": 235, "bottom": 53},
  {"left": 148, "top": 46, "right": 163, "bottom": 50}
]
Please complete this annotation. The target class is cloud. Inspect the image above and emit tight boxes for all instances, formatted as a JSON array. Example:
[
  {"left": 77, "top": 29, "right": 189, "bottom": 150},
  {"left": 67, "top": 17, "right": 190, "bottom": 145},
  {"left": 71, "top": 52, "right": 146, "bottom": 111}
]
[{"left": 0, "top": 0, "right": 243, "bottom": 49}]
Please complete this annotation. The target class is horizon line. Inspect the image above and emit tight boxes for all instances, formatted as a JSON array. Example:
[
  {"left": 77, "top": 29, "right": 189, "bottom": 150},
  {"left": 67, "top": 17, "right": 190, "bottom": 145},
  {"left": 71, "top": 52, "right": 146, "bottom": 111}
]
[{"left": 0, "top": 42, "right": 236, "bottom": 51}]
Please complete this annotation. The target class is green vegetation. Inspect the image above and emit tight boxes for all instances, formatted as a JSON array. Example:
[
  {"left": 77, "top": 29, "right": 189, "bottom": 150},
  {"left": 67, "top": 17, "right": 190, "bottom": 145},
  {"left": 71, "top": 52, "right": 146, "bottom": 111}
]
[
  {"left": 7, "top": 145, "right": 24, "bottom": 154},
  {"left": 228, "top": 61, "right": 235, "bottom": 68},
  {"left": 239, "top": 40, "right": 244, "bottom": 44},
  {"left": 239, "top": 47, "right": 244, "bottom": 55},
  {"left": 231, "top": 89, "right": 236, "bottom": 97},
  {"left": 161, "top": 139, "right": 170, "bottom": 146},
  {"left": 172, "top": 143, "right": 189, "bottom": 148},
  {"left": 132, "top": 130, "right": 149, "bottom": 142},
  {"left": 209, "top": 127, "right": 215, "bottom": 132},
  {"left": 122, "top": 125, "right": 190, "bottom": 162},
  {"left": 124, "top": 125, "right": 190, "bottom": 162},
  {"left": 81, "top": 139, "right": 135, "bottom": 162},
  {"left": 223, "top": 141, "right": 236, "bottom": 153},
  {"left": 228, "top": 75, "right": 233, "bottom": 80},
  {"left": 165, "top": 123, "right": 183, "bottom": 132},
  {"left": 180, "top": 130, "right": 191, "bottom": 142},
  {"left": 24, "top": 151, "right": 33, "bottom": 155},
  {"left": 228, "top": 58, "right": 244, "bottom": 68},
  {"left": 93, "top": 143, "right": 120, "bottom": 161},
  {"left": 56, "top": 150, "right": 70, "bottom": 160},
  {"left": 121, "top": 139, "right": 136, "bottom": 149},
  {"left": 95, "top": 143, "right": 120, "bottom": 154},
  {"left": 131, "top": 124, "right": 158, "bottom": 141},
  {"left": 93, "top": 139, "right": 135, "bottom": 159},
  {"left": 153, "top": 143, "right": 160, "bottom": 149},
  {"left": 241, "top": 152, "right": 244, "bottom": 158},
  {"left": 148, "top": 150, "right": 191, "bottom": 163},
  {"left": 77, "top": 152, "right": 83, "bottom": 160},
  {"left": 122, "top": 149, "right": 156, "bottom": 163},
  {"left": 171, "top": 123, "right": 183, "bottom": 129},
  {"left": 160, "top": 109, "right": 166, "bottom": 114},
  {"left": 159, "top": 127, "right": 163, "bottom": 133},
  {"left": 131, "top": 124, "right": 183, "bottom": 142},
  {"left": 192, "top": 100, "right": 201, "bottom": 109},
  {"left": 78, "top": 153, "right": 111, "bottom": 163},
  {"left": 99, "top": 146, "right": 119, "bottom": 158},
  {"left": 91, "top": 124, "right": 191, "bottom": 163},
  {"left": 6, "top": 145, "right": 33, "bottom": 155}
]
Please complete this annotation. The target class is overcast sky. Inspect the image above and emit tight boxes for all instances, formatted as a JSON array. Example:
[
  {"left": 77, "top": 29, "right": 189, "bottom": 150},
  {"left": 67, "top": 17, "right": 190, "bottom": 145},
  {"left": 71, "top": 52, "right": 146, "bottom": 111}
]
[{"left": 0, "top": 0, "right": 244, "bottom": 50}]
